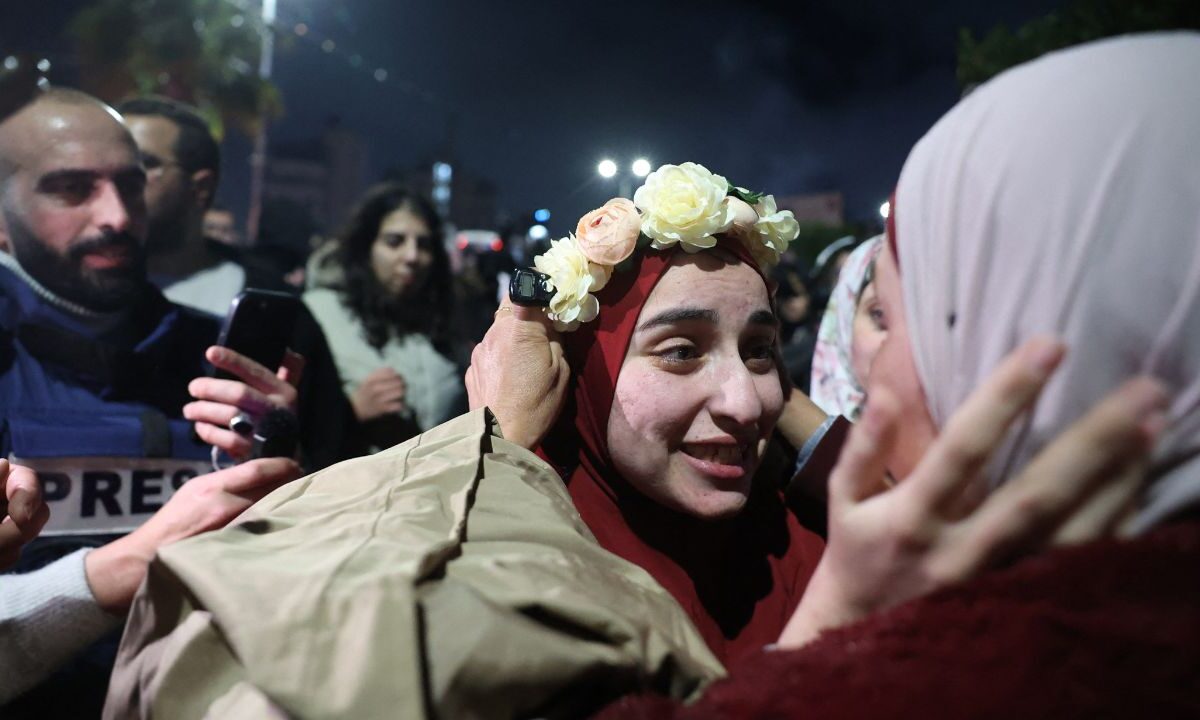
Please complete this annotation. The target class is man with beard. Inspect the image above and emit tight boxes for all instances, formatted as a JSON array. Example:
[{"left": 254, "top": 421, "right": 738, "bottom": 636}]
[
  {"left": 118, "top": 95, "right": 363, "bottom": 470},
  {"left": 115, "top": 96, "right": 242, "bottom": 315},
  {"left": 0, "top": 88, "right": 302, "bottom": 715}
]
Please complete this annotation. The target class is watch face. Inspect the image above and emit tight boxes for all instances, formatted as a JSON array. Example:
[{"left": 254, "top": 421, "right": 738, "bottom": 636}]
[
  {"left": 511, "top": 269, "right": 553, "bottom": 306},
  {"left": 519, "top": 272, "right": 536, "bottom": 296}
]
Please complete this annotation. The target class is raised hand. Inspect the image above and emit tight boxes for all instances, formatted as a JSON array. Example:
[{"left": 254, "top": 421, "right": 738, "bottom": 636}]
[
  {"left": 465, "top": 295, "right": 570, "bottom": 450},
  {"left": 778, "top": 337, "right": 1166, "bottom": 648},
  {"left": 184, "top": 347, "right": 304, "bottom": 460}
]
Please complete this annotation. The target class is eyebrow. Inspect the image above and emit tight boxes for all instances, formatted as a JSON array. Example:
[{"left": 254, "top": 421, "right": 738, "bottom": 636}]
[
  {"left": 36, "top": 165, "right": 145, "bottom": 191},
  {"left": 636, "top": 307, "right": 779, "bottom": 332},
  {"left": 748, "top": 309, "right": 778, "bottom": 327},
  {"left": 36, "top": 169, "right": 99, "bottom": 190},
  {"left": 637, "top": 307, "right": 718, "bottom": 332}
]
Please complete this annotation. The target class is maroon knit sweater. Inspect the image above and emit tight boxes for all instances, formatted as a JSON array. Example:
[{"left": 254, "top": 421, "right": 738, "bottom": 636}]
[{"left": 598, "top": 519, "right": 1200, "bottom": 720}]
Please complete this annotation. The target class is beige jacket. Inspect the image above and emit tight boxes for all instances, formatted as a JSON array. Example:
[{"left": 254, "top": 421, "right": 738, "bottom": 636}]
[{"left": 104, "top": 411, "right": 724, "bottom": 720}]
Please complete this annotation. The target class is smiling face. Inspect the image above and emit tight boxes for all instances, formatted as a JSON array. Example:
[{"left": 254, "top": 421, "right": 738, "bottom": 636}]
[
  {"left": 369, "top": 206, "right": 435, "bottom": 298},
  {"left": 606, "top": 251, "right": 784, "bottom": 519},
  {"left": 867, "top": 247, "right": 938, "bottom": 479},
  {"left": 0, "top": 94, "right": 148, "bottom": 311}
]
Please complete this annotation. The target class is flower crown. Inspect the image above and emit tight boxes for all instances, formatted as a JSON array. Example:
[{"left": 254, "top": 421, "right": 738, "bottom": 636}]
[{"left": 533, "top": 162, "right": 800, "bottom": 331}]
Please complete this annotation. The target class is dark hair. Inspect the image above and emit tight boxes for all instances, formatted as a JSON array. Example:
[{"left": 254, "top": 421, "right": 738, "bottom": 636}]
[
  {"left": 116, "top": 96, "right": 221, "bottom": 206},
  {"left": 334, "top": 183, "right": 453, "bottom": 352}
]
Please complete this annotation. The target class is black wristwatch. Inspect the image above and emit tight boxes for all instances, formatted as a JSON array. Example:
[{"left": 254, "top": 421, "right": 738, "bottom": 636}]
[{"left": 509, "top": 268, "right": 555, "bottom": 307}]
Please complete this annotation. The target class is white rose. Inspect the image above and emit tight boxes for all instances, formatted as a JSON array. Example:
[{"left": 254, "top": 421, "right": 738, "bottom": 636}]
[
  {"left": 633, "top": 162, "right": 736, "bottom": 252},
  {"left": 750, "top": 194, "right": 799, "bottom": 266},
  {"left": 533, "top": 236, "right": 612, "bottom": 331}
]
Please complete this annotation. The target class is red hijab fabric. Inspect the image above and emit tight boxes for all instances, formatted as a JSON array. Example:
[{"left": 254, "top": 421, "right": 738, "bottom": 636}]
[{"left": 538, "top": 237, "right": 825, "bottom": 665}]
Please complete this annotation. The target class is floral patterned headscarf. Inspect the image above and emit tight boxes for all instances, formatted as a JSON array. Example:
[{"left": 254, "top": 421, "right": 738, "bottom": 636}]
[{"left": 810, "top": 236, "right": 882, "bottom": 421}]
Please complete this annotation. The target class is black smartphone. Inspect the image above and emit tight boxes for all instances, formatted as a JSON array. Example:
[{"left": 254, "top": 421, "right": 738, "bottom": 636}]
[{"left": 214, "top": 289, "right": 300, "bottom": 381}]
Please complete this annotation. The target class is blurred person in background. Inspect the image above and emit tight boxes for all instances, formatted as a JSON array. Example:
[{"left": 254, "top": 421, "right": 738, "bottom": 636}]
[
  {"left": 120, "top": 96, "right": 362, "bottom": 470},
  {"left": 305, "top": 183, "right": 464, "bottom": 451},
  {"left": 810, "top": 236, "right": 884, "bottom": 421},
  {"left": 119, "top": 98, "right": 315, "bottom": 305},
  {"left": 773, "top": 256, "right": 819, "bottom": 392},
  {"left": 807, "top": 235, "right": 857, "bottom": 318},
  {"left": 116, "top": 96, "right": 237, "bottom": 316}
]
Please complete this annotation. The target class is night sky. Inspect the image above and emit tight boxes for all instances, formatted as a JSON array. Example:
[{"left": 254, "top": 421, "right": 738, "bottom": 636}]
[{"left": 4, "top": 0, "right": 1063, "bottom": 237}]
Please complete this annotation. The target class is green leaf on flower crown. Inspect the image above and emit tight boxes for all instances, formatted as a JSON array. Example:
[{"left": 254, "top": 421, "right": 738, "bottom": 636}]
[{"left": 727, "top": 183, "right": 766, "bottom": 206}]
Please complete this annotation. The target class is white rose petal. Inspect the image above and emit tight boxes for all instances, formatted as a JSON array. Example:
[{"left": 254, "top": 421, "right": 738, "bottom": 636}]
[
  {"left": 751, "top": 194, "right": 799, "bottom": 266},
  {"left": 634, "top": 162, "right": 734, "bottom": 251},
  {"left": 533, "top": 236, "right": 611, "bottom": 331}
]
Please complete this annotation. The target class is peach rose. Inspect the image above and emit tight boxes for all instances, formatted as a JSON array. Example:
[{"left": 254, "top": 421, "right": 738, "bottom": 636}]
[{"left": 574, "top": 198, "right": 642, "bottom": 266}]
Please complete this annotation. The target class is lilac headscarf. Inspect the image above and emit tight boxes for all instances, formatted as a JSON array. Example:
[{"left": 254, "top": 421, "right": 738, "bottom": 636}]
[{"left": 893, "top": 33, "right": 1200, "bottom": 531}]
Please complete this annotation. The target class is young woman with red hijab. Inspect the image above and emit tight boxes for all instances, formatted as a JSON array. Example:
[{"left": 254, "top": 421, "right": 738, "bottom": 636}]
[{"left": 539, "top": 233, "right": 823, "bottom": 662}]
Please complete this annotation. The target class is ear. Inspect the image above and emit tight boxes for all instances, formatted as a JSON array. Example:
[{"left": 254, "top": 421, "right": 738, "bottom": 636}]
[{"left": 190, "top": 168, "right": 216, "bottom": 210}]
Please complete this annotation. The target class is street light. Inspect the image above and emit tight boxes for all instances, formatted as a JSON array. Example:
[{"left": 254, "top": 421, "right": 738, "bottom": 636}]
[
  {"left": 598, "top": 157, "right": 650, "bottom": 198},
  {"left": 879, "top": 200, "right": 891, "bottom": 220},
  {"left": 246, "top": 0, "right": 278, "bottom": 245}
]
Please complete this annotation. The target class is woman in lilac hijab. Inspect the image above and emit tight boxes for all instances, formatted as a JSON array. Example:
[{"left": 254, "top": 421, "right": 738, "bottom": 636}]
[{"left": 603, "top": 32, "right": 1200, "bottom": 719}]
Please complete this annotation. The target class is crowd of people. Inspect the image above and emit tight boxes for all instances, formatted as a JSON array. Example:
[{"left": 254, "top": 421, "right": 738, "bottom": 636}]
[{"left": 1, "top": 31, "right": 1198, "bottom": 719}]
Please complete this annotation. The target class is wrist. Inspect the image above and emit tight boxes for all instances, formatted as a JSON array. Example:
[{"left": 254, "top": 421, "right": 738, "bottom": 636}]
[
  {"left": 500, "top": 416, "right": 546, "bottom": 450},
  {"left": 776, "top": 561, "right": 863, "bottom": 650},
  {"left": 84, "top": 533, "right": 156, "bottom": 614},
  {"left": 778, "top": 392, "right": 830, "bottom": 450}
]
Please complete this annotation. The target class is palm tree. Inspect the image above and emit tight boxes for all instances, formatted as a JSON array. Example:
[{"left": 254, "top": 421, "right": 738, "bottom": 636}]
[{"left": 69, "top": 0, "right": 283, "bottom": 139}]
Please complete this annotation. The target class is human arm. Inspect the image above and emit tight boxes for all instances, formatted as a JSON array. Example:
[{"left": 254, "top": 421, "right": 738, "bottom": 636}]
[
  {"left": 778, "top": 338, "right": 1165, "bottom": 648},
  {"left": 464, "top": 296, "right": 570, "bottom": 450},
  {"left": 0, "top": 549, "right": 120, "bottom": 704},
  {"left": 82, "top": 457, "right": 300, "bottom": 613},
  {"left": 0, "top": 458, "right": 298, "bottom": 703},
  {"left": 775, "top": 390, "right": 830, "bottom": 452}
]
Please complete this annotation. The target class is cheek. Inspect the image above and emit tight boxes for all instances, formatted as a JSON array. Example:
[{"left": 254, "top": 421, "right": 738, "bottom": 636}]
[
  {"left": 142, "top": 178, "right": 174, "bottom": 210},
  {"left": 26, "top": 205, "right": 87, "bottom": 254},
  {"left": 851, "top": 325, "right": 885, "bottom": 386},
  {"left": 756, "top": 372, "right": 785, "bottom": 431},
  {"left": 610, "top": 367, "right": 693, "bottom": 446},
  {"left": 370, "top": 244, "right": 392, "bottom": 275},
  {"left": 607, "top": 364, "right": 700, "bottom": 488},
  {"left": 868, "top": 330, "right": 937, "bottom": 479}
]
